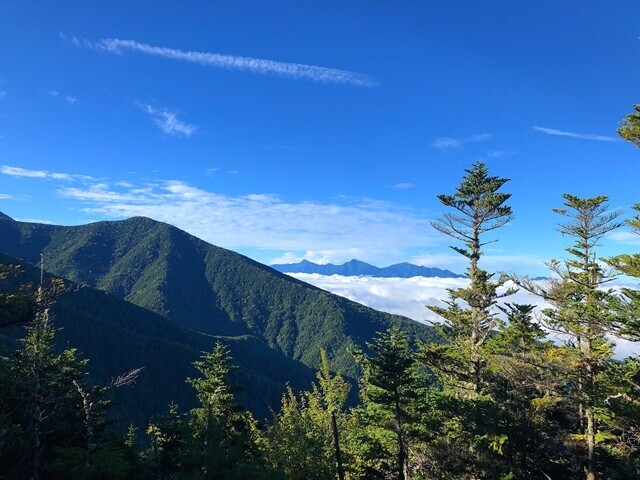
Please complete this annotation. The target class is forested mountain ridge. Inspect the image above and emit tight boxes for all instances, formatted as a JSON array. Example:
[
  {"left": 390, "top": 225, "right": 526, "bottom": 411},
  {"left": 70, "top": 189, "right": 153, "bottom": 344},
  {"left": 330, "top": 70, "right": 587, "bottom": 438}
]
[
  {"left": 0, "top": 213, "right": 437, "bottom": 378},
  {"left": 0, "top": 251, "right": 318, "bottom": 422},
  {"left": 272, "top": 258, "right": 464, "bottom": 278}
]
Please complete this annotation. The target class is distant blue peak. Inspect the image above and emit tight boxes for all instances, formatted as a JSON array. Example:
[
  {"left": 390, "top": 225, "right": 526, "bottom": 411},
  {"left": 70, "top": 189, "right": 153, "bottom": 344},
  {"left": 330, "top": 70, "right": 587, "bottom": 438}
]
[{"left": 271, "top": 259, "right": 465, "bottom": 278}]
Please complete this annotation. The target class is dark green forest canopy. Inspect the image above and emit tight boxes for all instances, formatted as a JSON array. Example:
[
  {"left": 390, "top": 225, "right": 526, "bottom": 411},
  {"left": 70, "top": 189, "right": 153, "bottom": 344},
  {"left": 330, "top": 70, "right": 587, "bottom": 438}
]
[{"left": 0, "top": 252, "right": 318, "bottom": 423}]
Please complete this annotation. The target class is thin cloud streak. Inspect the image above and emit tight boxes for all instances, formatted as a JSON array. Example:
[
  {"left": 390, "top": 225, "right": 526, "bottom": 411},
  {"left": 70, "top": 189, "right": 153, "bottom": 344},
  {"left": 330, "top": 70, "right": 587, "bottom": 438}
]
[
  {"left": 137, "top": 103, "right": 197, "bottom": 137},
  {"left": 432, "top": 133, "right": 492, "bottom": 149},
  {"left": 73, "top": 36, "right": 378, "bottom": 87},
  {"left": 1, "top": 165, "right": 94, "bottom": 182},
  {"left": 533, "top": 126, "right": 618, "bottom": 142}
]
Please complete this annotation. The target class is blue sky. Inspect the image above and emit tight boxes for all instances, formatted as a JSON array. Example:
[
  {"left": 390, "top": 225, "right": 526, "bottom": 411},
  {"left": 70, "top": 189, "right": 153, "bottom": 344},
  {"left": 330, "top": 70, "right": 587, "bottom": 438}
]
[{"left": 0, "top": 1, "right": 639, "bottom": 276}]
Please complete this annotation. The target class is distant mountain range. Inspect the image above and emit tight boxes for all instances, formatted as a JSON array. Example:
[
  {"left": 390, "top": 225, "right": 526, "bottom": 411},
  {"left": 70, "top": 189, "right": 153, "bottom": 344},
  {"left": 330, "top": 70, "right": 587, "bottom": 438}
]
[
  {"left": 0, "top": 211, "right": 437, "bottom": 424},
  {"left": 271, "top": 259, "right": 464, "bottom": 278}
]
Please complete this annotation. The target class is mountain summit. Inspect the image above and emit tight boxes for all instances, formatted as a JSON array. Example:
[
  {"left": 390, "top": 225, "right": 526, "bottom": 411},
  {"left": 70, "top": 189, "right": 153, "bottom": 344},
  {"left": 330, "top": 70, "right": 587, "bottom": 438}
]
[{"left": 271, "top": 259, "right": 464, "bottom": 278}]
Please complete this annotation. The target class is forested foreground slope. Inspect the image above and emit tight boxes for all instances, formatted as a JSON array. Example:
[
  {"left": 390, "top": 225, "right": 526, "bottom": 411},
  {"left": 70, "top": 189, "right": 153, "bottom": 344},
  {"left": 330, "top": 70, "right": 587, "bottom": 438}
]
[{"left": 0, "top": 251, "right": 318, "bottom": 422}]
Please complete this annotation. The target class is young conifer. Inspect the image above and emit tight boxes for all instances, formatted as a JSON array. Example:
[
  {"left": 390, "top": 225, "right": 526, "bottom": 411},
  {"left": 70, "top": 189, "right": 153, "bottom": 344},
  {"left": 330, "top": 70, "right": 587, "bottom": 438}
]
[
  {"left": 518, "top": 194, "right": 624, "bottom": 480},
  {"left": 421, "top": 161, "right": 515, "bottom": 395}
]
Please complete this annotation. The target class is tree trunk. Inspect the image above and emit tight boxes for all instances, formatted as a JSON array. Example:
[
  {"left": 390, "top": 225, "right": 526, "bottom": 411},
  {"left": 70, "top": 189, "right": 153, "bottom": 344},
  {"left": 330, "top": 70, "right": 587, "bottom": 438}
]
[
  {"left": 395, "top": 396, "right": 408, "bottom": 480},
  {"left": 584, "top": 407, "right": 596, "bottom": 480},
  {"left": 331, "top": 411, "right": 345, "bottom": 480}
]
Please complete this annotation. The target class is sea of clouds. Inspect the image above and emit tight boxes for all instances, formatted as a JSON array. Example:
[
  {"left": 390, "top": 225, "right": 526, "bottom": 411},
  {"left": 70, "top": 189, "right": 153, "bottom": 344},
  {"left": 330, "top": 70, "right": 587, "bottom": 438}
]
[{"left": 287, "top": 273, "right": 639, "bottom": 358}]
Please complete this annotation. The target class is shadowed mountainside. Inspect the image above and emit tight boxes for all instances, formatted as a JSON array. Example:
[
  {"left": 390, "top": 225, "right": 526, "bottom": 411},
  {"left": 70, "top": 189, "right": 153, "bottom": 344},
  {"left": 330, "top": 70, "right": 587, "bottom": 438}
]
[{"left": 0, "top": 252, "right": 318, "bottom": 423}]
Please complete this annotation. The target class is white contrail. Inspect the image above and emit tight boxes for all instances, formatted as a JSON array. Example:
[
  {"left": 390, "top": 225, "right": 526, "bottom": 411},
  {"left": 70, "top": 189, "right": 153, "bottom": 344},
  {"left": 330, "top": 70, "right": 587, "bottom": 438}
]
[
  {"left": 76, "top": 37, "right": 378, "bottom": 87},
  {"left": 533, "top": 126, "right": 618, "bottom": 142}
]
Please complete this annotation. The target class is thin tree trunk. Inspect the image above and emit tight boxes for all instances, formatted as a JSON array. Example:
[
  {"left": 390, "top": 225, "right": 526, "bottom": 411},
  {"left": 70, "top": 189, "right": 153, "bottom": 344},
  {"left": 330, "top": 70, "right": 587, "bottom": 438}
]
[
  {"left": 395, "top": 396, "right": 408, "bottom": 480},
  {"left": 331, "top": 411, "right": 345, "bottom": 480},
  {"left": 584, "top": 336, "right": 596, "bottom": 480},
  {"left": 469, "top": 220, "right": 482, "bottom": 395},
  {"left": 585, "top": 407, "right": 596, "bottom": 480}
]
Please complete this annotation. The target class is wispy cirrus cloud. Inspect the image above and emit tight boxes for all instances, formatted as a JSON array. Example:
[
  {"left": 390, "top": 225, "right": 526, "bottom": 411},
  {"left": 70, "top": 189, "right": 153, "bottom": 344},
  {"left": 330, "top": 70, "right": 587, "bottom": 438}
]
[
  {"left": 1, "top": 165, "right": 94, "bottom": 182},
  {"left": 137, "top": 103, "right": 198, "bottom": 137},
  {"left": 486, "top": 150, "right": 517, "bottom": 159},
  {"left": 393, "top": 182, "right": 415, "bottom": 189},
  {"left": 431, "top": 133, "right": 492, "bottom": 149},
  {"left": 533, "top": 126, "right": 618, "bottom": 142},
  {"left": 608, "top": 231, "right": 640, "bottom": 245},
  {"left": 69, "top": 36, "right": 378, "bottom": 87}
]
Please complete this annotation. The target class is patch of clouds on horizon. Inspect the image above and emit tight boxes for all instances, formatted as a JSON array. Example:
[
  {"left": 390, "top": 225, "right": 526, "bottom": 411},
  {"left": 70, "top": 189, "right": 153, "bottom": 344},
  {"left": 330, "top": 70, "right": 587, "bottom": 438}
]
[
  {"left": 393, "top": 182, "right": 415, "bottom": 189},
  {"left": 533, "top": 126, "right": 618, "bottom": 142},
  {"left": 288, "top": 273, "right": 639, "bottom": 357},
  {"left": 1, "top": 165, "right": 95, "bottom": 182},
  {"left": 432, "top": 133, "right": 492, "bottom": 150},
  {"left": 137, "top": 103, "right": 198, "bottom": 137},
  {"left": 287, "top": 274, "right": 548, "bottom": 324},
  {"left": 68, "top": 35, "right": 378, "bottom": 88},
  {"left": 0, "top": 193, "right": 14, "bottom": 200},
  {"left": 54, "top": 178, "right": 440, "bottom": 254}
]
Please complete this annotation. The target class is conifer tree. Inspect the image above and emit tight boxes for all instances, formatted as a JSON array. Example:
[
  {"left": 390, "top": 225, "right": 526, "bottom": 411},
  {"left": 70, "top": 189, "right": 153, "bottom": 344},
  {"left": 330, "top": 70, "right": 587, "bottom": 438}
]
[
  {"left": 1, "top": 274, "right": 80, "bottom": 479},
  {"left": 618, "top": 104, "right": 640, "bottom": 147},
  {"left": 486, "top": 303, "right": 574, "bottom": 479},
  {"left": 186, "top": 341, "right": 261, "bottom": 480},
  {"left": 353, "top": 328, "right": 421, "bottom": 480},
  {"left": 518, "top": 194, "right": 625, "bottom": 480},
  {"left": 0, "top": 265, "right": 140, "bottom": 479},
  {"left": 421, "top": 161, "right": 514, "bottom": 395}
]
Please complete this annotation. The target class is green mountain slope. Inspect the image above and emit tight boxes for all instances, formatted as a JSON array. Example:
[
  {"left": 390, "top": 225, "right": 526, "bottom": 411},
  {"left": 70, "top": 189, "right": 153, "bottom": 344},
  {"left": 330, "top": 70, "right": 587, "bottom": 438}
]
[
  {"left": 0, "top": 214, "right": 437, "bottom": 377},
  {"left": 0, "top": 252, "right": 317, "bottom": 424}
]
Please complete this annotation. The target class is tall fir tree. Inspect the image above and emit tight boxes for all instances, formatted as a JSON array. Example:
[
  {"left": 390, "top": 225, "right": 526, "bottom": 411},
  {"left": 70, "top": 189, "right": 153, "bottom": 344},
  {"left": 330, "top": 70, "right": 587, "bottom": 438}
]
[
  {"left": 353, "top": 328, "right": 422, "bottom": 480},
  {"left": 420, "top": 161, "right": 515, "bottom": 395},
  {"left": 517, "top": 194, "right": 626, "bottom": 480},
  {"left": 186, "top": 341, "right": 262, "bottom": 480}
]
